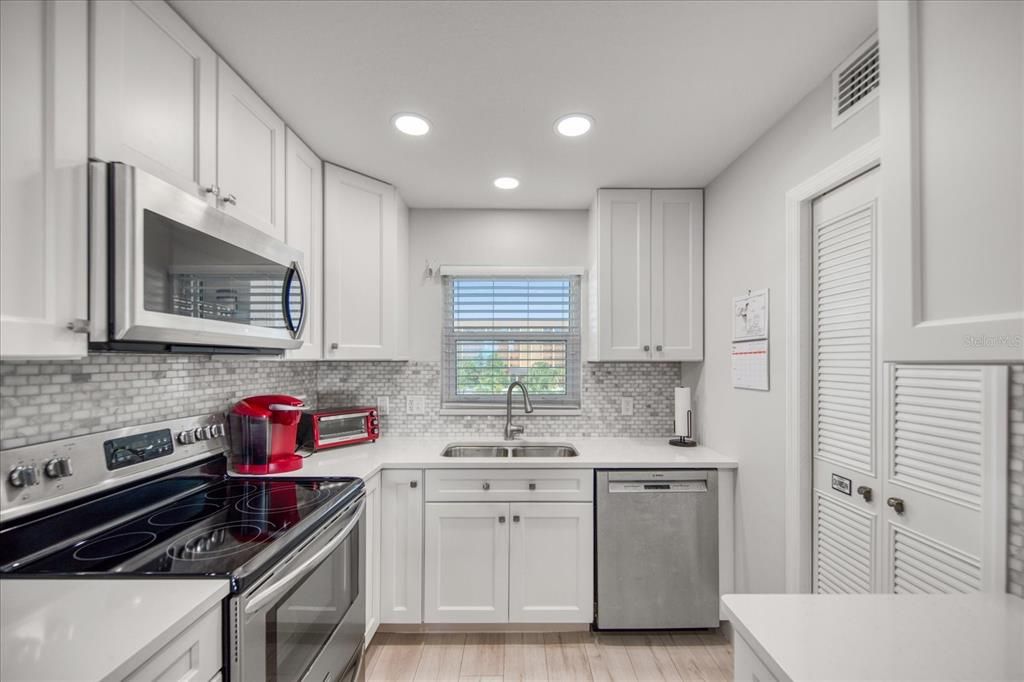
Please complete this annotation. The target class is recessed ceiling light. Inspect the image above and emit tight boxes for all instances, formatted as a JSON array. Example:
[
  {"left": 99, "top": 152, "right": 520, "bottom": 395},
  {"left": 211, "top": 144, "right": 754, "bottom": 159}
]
[
  {"left": 392, "top": 113, "right": 430, "bottom": 136},
  {"left": 493, "top": 176, "right": 520, "bottom": 190},
  {"left": 555, "top": 113, "right": 593, "bottom": 137}
]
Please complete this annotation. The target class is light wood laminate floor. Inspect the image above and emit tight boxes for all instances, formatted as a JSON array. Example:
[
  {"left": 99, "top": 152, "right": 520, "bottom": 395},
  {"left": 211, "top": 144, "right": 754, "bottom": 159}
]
[{"left": 365, "top": 631, "right": 733, "bottom": 681}]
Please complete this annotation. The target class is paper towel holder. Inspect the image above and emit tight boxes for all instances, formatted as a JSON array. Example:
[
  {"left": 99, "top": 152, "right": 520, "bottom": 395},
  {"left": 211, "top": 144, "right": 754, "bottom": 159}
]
[{"left": 669, "top": 409, "right": 697, "bottom": 447}]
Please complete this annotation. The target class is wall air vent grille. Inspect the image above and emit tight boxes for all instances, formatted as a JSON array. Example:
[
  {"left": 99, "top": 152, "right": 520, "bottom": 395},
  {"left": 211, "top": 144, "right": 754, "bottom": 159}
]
[{"left": 832, "top": 34, "right": 880, "bottom": 128}]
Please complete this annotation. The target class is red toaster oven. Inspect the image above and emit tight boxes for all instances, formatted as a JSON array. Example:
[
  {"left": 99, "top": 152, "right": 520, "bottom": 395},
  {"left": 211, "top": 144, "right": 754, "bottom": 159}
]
[{"left": 297, "top": 407, "right": 379, "bottom": 450}]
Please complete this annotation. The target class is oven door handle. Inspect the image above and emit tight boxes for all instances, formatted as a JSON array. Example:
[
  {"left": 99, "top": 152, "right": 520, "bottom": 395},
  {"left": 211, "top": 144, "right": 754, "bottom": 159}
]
[{"left": 244, "top": 497, "right": 365, "bottom": 616}]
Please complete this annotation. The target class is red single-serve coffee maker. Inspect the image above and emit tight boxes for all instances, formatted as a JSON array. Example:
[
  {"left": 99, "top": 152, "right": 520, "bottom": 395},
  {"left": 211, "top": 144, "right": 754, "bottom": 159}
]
[{"left": 226, "top": 394, "right": 305, "bottom": 475}]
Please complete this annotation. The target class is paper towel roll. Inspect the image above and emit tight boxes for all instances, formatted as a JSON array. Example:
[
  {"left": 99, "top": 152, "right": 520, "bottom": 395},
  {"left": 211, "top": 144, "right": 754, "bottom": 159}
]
[{"left": 674, "top": 387, "right": 691, "bottom": 438}]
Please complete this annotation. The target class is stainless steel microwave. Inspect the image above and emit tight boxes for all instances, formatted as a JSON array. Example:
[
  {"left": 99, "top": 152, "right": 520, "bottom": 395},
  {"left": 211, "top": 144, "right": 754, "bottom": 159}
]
[{"left": 89, "top": 162, "right": 306, "bottom": 353}]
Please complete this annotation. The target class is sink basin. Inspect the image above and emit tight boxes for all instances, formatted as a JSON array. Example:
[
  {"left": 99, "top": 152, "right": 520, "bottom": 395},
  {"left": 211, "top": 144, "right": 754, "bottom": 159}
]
[
  {"left": 440, "top": 444, "right": 508, "bottom": 457},
  {"left": 440, "top": 443, "right": 579, "bottom": 458},
  {"left": 510, "top": 444, "right": 578, "bottom": 458}
]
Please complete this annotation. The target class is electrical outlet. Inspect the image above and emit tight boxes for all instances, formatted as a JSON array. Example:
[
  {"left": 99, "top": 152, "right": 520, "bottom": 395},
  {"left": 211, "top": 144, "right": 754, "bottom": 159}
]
[
  {"left": 406, "top": 395, "right": 425, "bottom": 415},
  {"left": 377, "top": 396, "right": 390, "bottom": 416},
  {"left": 621, "top": 397, "right": 634, "bottom": 416}
]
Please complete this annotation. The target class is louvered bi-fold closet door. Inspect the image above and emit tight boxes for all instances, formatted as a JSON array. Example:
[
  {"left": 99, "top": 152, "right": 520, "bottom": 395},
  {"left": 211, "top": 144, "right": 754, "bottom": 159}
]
[
  {"left": 811, "top": 168, "right": 881, "bottom": 594},
  {"left": 883, "top": 364, "right": 1009, "bottom": 593}
]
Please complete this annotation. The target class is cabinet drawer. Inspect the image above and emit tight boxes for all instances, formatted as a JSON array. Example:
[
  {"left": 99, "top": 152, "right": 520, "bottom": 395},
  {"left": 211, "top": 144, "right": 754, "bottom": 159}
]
[
  {"left": 125, "top": 605, "right": 222, "bottom": 682},
  {"left": 425, "top": 469, "right": 592, "bottom": 502}
]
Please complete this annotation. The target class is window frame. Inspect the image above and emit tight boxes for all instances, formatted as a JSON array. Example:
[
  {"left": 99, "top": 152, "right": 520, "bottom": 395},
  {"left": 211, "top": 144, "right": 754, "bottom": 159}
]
[{"left": 439, "top": 266, "right": 584, "bottom": 415}]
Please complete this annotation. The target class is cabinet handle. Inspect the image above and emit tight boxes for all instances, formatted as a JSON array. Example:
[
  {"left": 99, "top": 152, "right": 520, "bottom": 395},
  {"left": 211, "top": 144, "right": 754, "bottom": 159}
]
[
  {"left": 66, "top": 319, "right": 90, "bottom": 334},
  {"left": 204, "top": 185, "right": 219, "bottom": 197},
  {"left": 643, "top": 345, "right": 651, "bottom": 352},
  {"left": 409, "top": 480, "right": 417, "bottom": 489},
  {"left": 857, "top": 485, "right": 872, "bottom": 502},
  {"left": 656, "top": 345, "right": 663, "bottom": 351},
  {"left": 512, "top": 514, "right": 520, "bottom": 523},
  {"left": 498, "top": 515, "right": 506, "bottom": 524},
  {"left": 887, "top": 497, "right": 905, "bottom": 515},
  {"left": 221, "top": 193, "right": 237, "bottom": 206},
  {"left": 482, "top": 482, "right": 490, "bottom": 491}
]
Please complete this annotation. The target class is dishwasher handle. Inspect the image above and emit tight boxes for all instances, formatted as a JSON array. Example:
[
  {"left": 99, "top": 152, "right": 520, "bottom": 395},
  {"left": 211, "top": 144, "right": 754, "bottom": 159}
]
[{"left": 607, "top": 480, "right": 708, "bottom": 493}]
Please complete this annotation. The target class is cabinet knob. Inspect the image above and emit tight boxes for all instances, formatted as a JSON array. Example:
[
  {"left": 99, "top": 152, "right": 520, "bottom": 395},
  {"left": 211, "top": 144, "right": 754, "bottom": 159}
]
[
  {"left": 330, "top": 342, "right": 339, "bottom": 351},
  {"left": 482, "top": 482, "right": 490, "bottom": 491},
  {"left": 643, "top": 345, "right": 651, "bottom": 352},
  {"left": 498, "top": 515, "right": 506, "bottom": 524},
  {"left": 221, "top": 193, "right": 237, "bottom": 206},
  {"left": 887, "top": 497, "right": 905, "bottom": 514},
  {"left": 204, "top": 185, "right": 219, "bottom": 196},
  {"left": 66, "top": 319, "right": 89, "bottom": 334},
  {"left": 656, "top": 345, "right": 663, "bottom": 351},
  {"left": 528, "top": 482, "right": 536, "bottom": 491},
  {"left": 857, "top": 485, "right": 873, "bottom": 502},
  {"left": 512, "top": 514, "right": 520, "bottom": 523},
  {"left": 409, "top": 480, "right": 418, "bottom": 488}
]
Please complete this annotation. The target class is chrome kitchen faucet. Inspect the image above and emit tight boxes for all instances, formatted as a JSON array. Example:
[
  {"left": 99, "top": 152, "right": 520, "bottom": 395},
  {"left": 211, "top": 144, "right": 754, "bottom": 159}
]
[{"left": 504, "top": 379, "right": 534, "bottom": 440}]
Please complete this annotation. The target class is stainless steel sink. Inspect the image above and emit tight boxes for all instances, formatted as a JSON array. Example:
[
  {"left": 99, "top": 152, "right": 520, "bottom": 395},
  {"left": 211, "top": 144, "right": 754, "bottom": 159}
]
[
  {"left": 440, "top": 444, "right": 508, "bottom": 457},
  {"left": 510, "top": 444, "right": 578, "bottom": 458},
  {"left": 440, "top": 443, "right": 579, "bottom": 458}
]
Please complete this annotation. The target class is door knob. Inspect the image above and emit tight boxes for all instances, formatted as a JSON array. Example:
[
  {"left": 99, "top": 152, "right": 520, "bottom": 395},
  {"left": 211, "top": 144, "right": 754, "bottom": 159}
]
[
  {"left": 887, "top": 497, "right": 905, "bottom": 515},
  {"left": 857, "top": 485, "right": 872, "bottom": 502}
]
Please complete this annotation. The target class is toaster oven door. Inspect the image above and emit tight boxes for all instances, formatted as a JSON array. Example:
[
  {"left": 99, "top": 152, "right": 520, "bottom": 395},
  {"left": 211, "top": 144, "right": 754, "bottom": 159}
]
[{"left": 317, "top": 413, "right": 370, "bottom": 446}]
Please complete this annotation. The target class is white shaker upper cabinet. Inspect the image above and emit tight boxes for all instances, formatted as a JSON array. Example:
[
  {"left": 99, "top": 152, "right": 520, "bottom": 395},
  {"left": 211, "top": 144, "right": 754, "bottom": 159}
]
[
  {"left": 283, "top": 129, "right": 323, "bottom": 360},
  {"left": 91, "top": 0, "right": 216, "bottom": 199},
  {"left": 0, "top": 0, "right": 89, "bottom": 359},
  {"left": 589, "top": 188, "right": 704, "bottom": 361},
  {"left": 879, "top": 0, "right": 1024, "bottom": 362},
  {"left": 323, "top": 163, "right": 408, "bottom": 360},
  {"left": 216, "top": 60, "right": 286, "bottom": 240}
]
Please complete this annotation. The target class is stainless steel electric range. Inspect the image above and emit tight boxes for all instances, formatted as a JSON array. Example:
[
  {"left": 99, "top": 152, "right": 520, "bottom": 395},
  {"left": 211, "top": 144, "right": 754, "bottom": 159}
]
[{"left": 0, "top": 414, "right": 366, "bottom": 682}]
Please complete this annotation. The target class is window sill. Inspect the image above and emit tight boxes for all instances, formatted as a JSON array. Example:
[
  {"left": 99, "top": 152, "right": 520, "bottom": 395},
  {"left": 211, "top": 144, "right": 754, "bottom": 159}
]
[{"left": 439, "top": 407, "right": 582, "bottom": 417}]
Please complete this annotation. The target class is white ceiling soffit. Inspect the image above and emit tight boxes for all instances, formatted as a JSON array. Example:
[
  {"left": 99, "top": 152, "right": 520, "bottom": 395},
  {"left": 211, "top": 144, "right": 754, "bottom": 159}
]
[{"left": 170, "top": 0, "right": 877, "bottom": 209}]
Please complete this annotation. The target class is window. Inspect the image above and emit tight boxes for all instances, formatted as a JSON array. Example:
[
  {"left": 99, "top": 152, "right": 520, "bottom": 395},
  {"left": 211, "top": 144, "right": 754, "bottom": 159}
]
[{"left": 442, "top": 273, "right": 582, "bottom": 410}]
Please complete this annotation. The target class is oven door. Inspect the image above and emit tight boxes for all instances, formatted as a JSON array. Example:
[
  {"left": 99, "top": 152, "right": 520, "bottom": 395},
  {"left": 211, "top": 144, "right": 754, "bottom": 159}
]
[
  {"left": 232, "top": 495, "right": 365, "bottom": 682},
  {"left": 317, "top": 413, "right": 370, "bottom": 446},
  {"left": 92, "top": 162, "right": 306, "bottom": 350}
]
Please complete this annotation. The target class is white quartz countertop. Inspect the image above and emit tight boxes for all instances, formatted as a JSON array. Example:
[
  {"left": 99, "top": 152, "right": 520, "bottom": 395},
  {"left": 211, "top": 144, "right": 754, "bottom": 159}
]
[
  {"left": 264, "top": 436, "right": 737, "bottom": 479},
  {"left": 0, "top": 578, "right": 229, "bottom": 682},
  {"left": 722, "top": 592, "right": 1024, "bottom": 681}
]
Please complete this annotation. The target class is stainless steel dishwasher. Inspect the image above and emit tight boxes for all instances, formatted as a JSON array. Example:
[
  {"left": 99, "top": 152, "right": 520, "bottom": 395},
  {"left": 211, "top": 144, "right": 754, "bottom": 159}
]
[{"left": 596, "top": 469, "right": 719, "bottom": 629}]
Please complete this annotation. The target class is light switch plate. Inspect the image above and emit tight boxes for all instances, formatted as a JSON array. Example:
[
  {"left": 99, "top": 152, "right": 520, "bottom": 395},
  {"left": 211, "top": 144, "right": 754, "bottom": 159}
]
[
  {"left": 406, "top": 395, "right": 425, "bottom": 415},
  {"left": 377, "top": 396, "right": 390, "bottom": 416},
  {"left": 621, "top": 397, "right": 634, "bottom": 416}
]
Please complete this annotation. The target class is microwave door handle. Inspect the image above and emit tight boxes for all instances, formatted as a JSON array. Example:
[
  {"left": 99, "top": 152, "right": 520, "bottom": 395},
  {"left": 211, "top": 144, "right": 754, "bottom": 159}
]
[
  {"left": 282, "top": 260, "right": 307, "bottom": 340},
  {"left": 244, "top": 498, "right": 365, "bottom": 616}
]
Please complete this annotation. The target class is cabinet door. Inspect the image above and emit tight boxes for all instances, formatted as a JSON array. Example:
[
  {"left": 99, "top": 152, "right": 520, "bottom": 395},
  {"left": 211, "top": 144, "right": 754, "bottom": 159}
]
[
  {"left": 424, "top": 502, "right": 509, "bottom": 623},
  {"left": 879, "top": 1, "right": 1024, "bottom": 362},
  {"left": 0, "top": 0, "right": 88, "bottom": 359},
  {"left": 216, "top": 59, "right": 286, "bottom": 239},
  {"left": 651, "top": 189, "right": 703, "bottom": 361},
  {"left": 508, "top": 502, "right": 593, "bottom": 623},
  {"left": 283, "top": 129, "right": 323, "bottom": 360},
  {"left": 379, "top": 470, "right": 422, "bottom": 623},
  {"left": 363, "top": 473, "right": 381, "bottom": 643},
  {"left": 594, "top": 189, "right": 652, "bottom": 360},
  {"left": 91, "top": 0, "right": 216, "bottom": 198},
  {"left": 322, "top": 163, "right": 398, "bottom": 360}
]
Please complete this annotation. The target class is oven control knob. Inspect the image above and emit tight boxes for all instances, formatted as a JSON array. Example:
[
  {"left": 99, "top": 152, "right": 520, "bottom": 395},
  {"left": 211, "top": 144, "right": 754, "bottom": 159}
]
[
  {"left": 177, "top": 430, "right": 196, "bottom": 445},
  {"left": 210, "top": 423, "right": 225, "bottom": 438},
  {"left": 194, "top": 427, "right": 210, "bottom": 441},
  {"left": 8, "top": 465, "right": 39, "bottom": 488},
  {"left": 44, "top": 457, "right": 73, "bottom": 479}
]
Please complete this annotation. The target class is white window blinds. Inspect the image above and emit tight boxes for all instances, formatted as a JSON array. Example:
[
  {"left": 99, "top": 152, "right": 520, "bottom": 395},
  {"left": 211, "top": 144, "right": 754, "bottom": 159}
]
[{"left": 442, "top": 275, "right": 582, "bottom": 408}]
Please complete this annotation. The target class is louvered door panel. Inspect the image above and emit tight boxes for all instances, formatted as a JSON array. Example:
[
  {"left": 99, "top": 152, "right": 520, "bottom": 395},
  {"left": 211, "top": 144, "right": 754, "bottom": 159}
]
[
  {"left": 815, "top": 203, "right": 875, "bottom": 474},
  {"left": 814, "top": 494, "right": 876, "bottom": 593},
  {"left": 889, "top": 366, "right": 985, "bottom": 508},
  {"left": 891, "top": 525, "right": 981, "bottom": 594}
]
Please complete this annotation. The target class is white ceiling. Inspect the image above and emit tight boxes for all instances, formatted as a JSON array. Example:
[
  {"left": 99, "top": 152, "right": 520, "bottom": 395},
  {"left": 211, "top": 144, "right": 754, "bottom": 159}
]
[{"left": 170, "top": 0, "right": 876, "bottom": 209}]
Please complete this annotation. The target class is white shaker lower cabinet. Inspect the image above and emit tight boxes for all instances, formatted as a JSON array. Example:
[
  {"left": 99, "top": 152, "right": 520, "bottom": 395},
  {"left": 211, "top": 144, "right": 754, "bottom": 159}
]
[
  {"left": 0, "top": 0, "right": 89, "bottom": 359},
  {"left": 733, "top": 632, "right": 778, "bottom": 682},
  {"left": 508, "top": 502, "right": 593, "bottom": 623},
  {"left": 424, "top": 502, "right": 510, "bottom": 623},
  {"left": 124, "top": 605, "right": 222, "bottom": 682},
  {"left": 379, "top": 470, "right": 423, "bottom": 623},
  {"left": 322, "top": 163, "right": 409, "bottom": 360},
  {"left": 363, "top": 472, "right": 381, "bottom": 643}
]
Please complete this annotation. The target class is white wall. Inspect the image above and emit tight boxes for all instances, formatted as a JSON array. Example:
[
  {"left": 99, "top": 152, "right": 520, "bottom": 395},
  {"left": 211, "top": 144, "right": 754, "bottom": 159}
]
[
  {"left": 407, "top": 209, "right": 589, "bottom": 361},
  {"left": 700, "top": 77, "right": 879, "bottom": 594}
]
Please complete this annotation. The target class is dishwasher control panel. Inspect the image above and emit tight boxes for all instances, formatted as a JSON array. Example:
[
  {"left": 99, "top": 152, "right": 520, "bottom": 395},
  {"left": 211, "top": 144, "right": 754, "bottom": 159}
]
[{"left": 608, "top": 481, "right": 708, "bottom": 493}]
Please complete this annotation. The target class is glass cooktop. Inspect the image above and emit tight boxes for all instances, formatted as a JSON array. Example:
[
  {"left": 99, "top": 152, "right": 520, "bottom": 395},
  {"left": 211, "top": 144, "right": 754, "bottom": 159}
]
[{"left": 0, "top": 458, "right": 362, "bottom": 592}]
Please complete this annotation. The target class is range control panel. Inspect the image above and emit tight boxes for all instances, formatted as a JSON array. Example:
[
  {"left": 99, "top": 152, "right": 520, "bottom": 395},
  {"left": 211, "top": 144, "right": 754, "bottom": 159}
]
[{"left": 104, "top": 429, "right": 175, "bottom": 470}]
